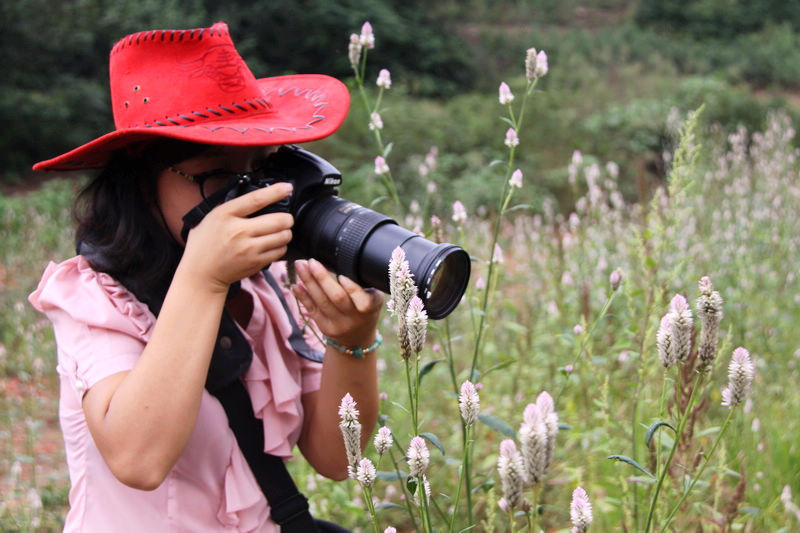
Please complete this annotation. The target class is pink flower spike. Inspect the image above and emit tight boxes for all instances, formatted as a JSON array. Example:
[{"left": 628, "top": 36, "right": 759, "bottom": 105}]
[
  {"left": 360, "top": 22, "right": 375, "bottom": 49},
  {"left": 570, "top": 487, "right": 593, "bottom": 531},
  {"left": 504, "top": 128, "right": 520, "bottom": 148},
  {"left": 499, "top": 82, "right": 514, "bottom": 105},
  {"left": 534, "top": 50, "right": 548, "bottom": 78},
  {"left": 452, "top": 200, "right": 467, "bottom": 223},
  {"left": 492, "top": 243, "right": 504, "bottom": 264},
  {"left": 509, "top": 169, "right": 523, "bottom": 188},
  {"left": 374, "top": 156, "right": 389, "bottom": 175},
  {"left": 376, "top": 68, "right": 392, "bottom": 89}
]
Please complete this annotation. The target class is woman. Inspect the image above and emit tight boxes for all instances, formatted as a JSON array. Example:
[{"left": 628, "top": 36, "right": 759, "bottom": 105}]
[{"left": 29, "top": 21, "right": 381, "bottom": 532}]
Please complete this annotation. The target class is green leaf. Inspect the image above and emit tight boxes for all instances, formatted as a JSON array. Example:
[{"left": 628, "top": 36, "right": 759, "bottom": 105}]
[
  {"left": 478, "top": 413, "right": 516, "bottom": 438},
  {"left": 607, "top": 454, "right": 655, "bottom": 478},
  {"left": 503, "top": 322, "right": 528, "bottom": 334},
  {"left": 483, "top": 359, "right": 517, "bottom": 377},
  {"left": 418, "top": 359, "right": 446, "bottom": 385},
  {"left": 458, "top": 526, "right": 477, "bottom": 533},
  {"left": 695, "top": 426, "right": 721, "bottom": 439},
  {"left": 390, "top": 401, "right": 410, "bottom": 414},
  {"left": 375, "top": 502, "right": 405, "bottom": 511},
  {"left": 499, "top": 117, "right": 515, "bottom": 128},
  {"left": 376, "top": 471, "right": 406, "bottom": 482},
  {"left": 420, "top": 432, "right": 446, "bottom": 456},
  {"left": 489, "top": 159, "right": 505, "bottom": 167},
  {"left": 407, "top": 477, "right": 418, "bottom": 495},
  {"left": 506, "top": 204, "right": 533, "bottom": 213},
  {"left": 383, "top": 142, "right": 393, "bottom": 158},
  {"left": 369, "top": 196, "right": 391, "bottom": 209},
  {"left": 557, "top": 422, "right": 573, "bottom": 431},
  {"left": 645, "top": 421, "right": 676, "bottom": 447}
]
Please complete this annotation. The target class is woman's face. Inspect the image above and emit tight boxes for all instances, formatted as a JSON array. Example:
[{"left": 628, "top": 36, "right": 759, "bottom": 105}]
[{"left": 155, "top": 145, "right": 278, "bottom": 244}]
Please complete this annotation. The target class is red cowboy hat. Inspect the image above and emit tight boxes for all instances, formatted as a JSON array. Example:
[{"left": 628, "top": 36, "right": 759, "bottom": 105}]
[{"left": 33, "top": 22, "right": 350, "bottom": 172}]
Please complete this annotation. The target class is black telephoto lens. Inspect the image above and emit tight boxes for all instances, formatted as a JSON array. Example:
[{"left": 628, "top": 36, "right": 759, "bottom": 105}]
[{"left": 293, "top": 196, "right": 470, "bottom": 319}]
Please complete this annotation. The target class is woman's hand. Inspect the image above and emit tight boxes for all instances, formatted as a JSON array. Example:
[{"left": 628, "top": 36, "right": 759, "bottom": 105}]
[
  {"left": 292, "top": 258, "right": 384, "bottom": 348},
  {"left": 180, "top": 183, "right": 295, "bottom": 293}
]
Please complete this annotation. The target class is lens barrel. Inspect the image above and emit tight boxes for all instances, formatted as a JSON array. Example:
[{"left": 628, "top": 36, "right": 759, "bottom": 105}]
[{"left": 293, "top": 195, "right": 470, "bottom": 319}]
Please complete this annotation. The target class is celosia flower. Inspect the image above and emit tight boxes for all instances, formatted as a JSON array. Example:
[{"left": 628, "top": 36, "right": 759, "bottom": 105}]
[
  {"left": 534, "top": 50, "right": 548, "bottom": 78},
  {"left": 374, "top": 156, "right": 389, "bottom": 175},
  {"left": 497, "top": 439, "right": 527, "bottom": 509},
  {"left": 505, "top": 128, "right": 519, "bottom": 148},
  {"left": 492, "top": 243, "right": 504, "bottom": 264},
  {"left": 696, "top": 276, "right": 723, "bottom": 370},
  {"left": 570, "top": 487, "right": 593, "bottom": 532},
  {"left": 338, "top": 393, "right": 362, "bottom": 474},
  {"left": 609, "top": 268, "right": 623, "bottom": 291},
  {"left": 404, "top": 296, "right": 428, "bottom": 356},
  {"left": 781, "top": 485, "right": 800, "bottom": 521},
  {"left": 388, "top": 247, "right": 417, "bottom": 359},
  {"left": 369, "top": 112, "right": 383, "bottom": 130},
  {"left": 376, "top": 68, "right": 392, "bottom": 89},
  {"left": 475, "top": 276, "right": 485, "bottom": 291},
  {"left": 452, "top": 200, "right": 467, "bottom": 224},
  {"left": 519, "top": 391, "right": 558, "bottom": 484},
  {"left": 407, "top": 436, "right": 430, "bottom": 477},
  {"left": 499, "top": 82, "right": 514, "bottom": 105},
  {"left": 656, "top": 314, "right": 675, "bottom": 368},
  {"left": 459, "top": 380, "right": 480, "bottom": 425},
  {"left": 338, "top": 392, "right": 359, "bottom": 423},
  {"left": 509, "top": 169, "right": 523, "bottom": 188},
  {"left": 573, "top": 324, "right": 583, "bottom": 335},
  {"left": 721, "top": 347, "right": 755, "bottom": 408},
  {"left": 355, "top": 457, "right": 376, "bottom": 487},
  {"left": 668, "top": 295, "right": 693, "bottom": 364},
  {"left": 384, "top": 528, "right": 397, "bottom": 533},
  {"left": 525, "top": 48, "right": 538, "bottom": 82},
  {"left": 374, "top": 426, "right": 393, "bottom": 455},
  {"left": 360, "top": 22, "right": 375, "bottom": 49},
  {"left": 348, "top": 33, "right": 362, "bottom": 69}
]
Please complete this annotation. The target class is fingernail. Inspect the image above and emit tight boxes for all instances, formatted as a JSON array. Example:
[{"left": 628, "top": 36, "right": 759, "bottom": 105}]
[{"left": 282, "top": 183, "right": 293, "bottom": 194}]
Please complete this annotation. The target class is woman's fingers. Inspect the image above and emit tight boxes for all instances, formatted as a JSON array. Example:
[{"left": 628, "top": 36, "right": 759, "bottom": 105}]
[
  {"left": 221, "top": 182, "right": 293, "bottom": 217},
  {"left": 338, "top": 275, "right": 384, "bottom": 313},
  {"left": 295, "top": 259, "right": 355, "bottom": 315}
]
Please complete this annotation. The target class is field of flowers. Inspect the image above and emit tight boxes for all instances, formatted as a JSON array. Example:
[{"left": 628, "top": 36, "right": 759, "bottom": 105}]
[{"left": 2, "top": 21, "right": 800, "bottom": 532}]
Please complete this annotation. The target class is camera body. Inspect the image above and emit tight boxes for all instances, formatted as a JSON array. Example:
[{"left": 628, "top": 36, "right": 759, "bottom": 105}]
[{"left": 181, "top": 145, "right": 470, "bottom": 319}]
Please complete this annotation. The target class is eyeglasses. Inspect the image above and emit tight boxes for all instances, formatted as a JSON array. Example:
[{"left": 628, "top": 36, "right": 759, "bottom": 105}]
[{"left": 170, "top": 165, "right": 271, "bottom": 199}]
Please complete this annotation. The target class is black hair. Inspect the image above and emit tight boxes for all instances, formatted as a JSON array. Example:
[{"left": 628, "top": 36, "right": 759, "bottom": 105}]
[{"left": 74, "top": 139, "right": 208, "bottom": 305}]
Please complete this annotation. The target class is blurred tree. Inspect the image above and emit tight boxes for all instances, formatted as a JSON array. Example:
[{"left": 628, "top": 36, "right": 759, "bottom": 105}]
[
  {"left": 204, "top": 0, "right": 476, "bottom": 97},
  {"left": 0, "top": 0, "right": 205, "bottom": 181},
  {"left": 636, "top": 0, "right": 800, "bottom": 39}
]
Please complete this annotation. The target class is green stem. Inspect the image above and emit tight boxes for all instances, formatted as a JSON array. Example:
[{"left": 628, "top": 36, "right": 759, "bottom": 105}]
[
  {"left": 659, "top": 409, "right": 736, "bottom": 532},
  {"left": 644, "top": 372, "right": 703, "bottom": 532},
  {"left": 414, "top": 353, "right": 421, "bottom": 434},
  {"left": 554, "top": 290, "right": 617, "bottom": 403},
  {"left": 529, "top": 483, "right": 541, "bottom": 532},
  {"left": 449, "top": 424, "right": 473, "bottom": 533},
  {"left": 360, "top": 484, "right": 381, "bottom": 533},
  {"left": 418, "top": 476, "right": 433, "bottom": 533},
  {"left": 405, "top": 358, "right": 418, "bottom": 434},
  {"left": 388, "top": 446, "right": 419, "bottom": 531}
]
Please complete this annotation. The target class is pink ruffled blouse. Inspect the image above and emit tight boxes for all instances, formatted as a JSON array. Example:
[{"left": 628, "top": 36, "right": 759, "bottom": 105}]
[{"left": 28, "top": 256, "right": 324, "bottom": 532}]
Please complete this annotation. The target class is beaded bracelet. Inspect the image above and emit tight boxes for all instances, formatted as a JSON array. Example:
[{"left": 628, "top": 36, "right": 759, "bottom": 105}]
[{"left": 324, "top": 332, "right": 383, "bottom": 358}]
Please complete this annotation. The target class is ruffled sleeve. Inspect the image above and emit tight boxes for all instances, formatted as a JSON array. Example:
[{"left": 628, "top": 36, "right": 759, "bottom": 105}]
[
  {"left": 28, "top": 256, "right": 156, "bottom": 396},
  {"left": 238, "top": 265, "right": 324, "bottom": 459}
]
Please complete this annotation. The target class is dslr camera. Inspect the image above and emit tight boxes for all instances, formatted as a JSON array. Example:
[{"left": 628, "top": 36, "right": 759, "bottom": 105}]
[{"left": 181, "top": 145, "right": 470, "bottom": 319}]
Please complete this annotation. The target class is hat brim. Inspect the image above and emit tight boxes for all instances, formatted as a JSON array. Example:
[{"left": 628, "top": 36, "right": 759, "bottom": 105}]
[{"left": 33, "top": 74, "right": 350, "bottom": 172}]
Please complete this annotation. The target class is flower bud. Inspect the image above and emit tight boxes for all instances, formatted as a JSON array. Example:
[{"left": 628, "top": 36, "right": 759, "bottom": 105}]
[{"left": 376, "top": 68, "right": 392, "bottom": 89}]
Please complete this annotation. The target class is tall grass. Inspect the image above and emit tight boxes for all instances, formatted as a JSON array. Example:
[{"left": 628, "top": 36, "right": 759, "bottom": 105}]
[{"left": 2, "top": 28, "right": 800, "bottom": 533}]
